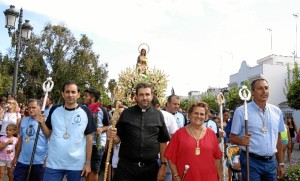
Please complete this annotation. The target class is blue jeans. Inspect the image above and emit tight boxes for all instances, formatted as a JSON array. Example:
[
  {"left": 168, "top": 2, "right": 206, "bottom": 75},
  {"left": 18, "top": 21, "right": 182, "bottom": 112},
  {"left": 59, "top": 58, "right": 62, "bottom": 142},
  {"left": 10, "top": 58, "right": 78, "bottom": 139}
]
[
  {"left": 240, "top": 151, "right": 277, "bottom": 181},
  {"left": 13, "top": 162, "right": 44, "bottom": 181},
  {"left": 43, "top": 167, "right": 83, "bottom": 181}
]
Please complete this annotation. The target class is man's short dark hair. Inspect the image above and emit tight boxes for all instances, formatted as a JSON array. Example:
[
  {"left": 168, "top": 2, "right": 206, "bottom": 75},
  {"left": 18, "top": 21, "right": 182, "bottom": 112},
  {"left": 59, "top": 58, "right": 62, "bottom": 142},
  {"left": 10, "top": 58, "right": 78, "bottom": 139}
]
[
  {"left": 151, "top": 95, "right": 160, "bottom": 107},
  {"left": 210, "top": 109, "right": 216, "bottom": 115},
  {"left": 62, "top": 80, "right": 80, "bottom": 92},
  {"left": 84, "top": 88, "right": 100, "bottom": 102},
  {"left": 135, "top": 83, "right": 153, "bottom": 95},
  {"left": 250, "top": 78, "right": 268, "bottom": 91},
  {"left": 167, "top": 95, "right": 180, "bottom": 103}
]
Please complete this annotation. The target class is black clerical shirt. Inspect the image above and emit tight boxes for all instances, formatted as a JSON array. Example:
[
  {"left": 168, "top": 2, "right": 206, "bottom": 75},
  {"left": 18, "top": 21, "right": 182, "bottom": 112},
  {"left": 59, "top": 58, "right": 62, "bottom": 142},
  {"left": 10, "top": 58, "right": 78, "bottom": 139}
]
[{"left": 116, "top": 105, "right": 170, "bottom": 162}]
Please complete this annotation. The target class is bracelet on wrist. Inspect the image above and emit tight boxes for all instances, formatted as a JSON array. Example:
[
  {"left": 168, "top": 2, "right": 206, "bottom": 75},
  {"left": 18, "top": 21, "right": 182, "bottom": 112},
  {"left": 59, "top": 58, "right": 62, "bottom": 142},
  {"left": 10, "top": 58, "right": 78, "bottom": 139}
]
[
  {"left": 160, "top": 161, "right": 167, "bottom": 166},
  {"left": 278, "top": 162, "right": 285, "bottom": 166},
  {"left": 84, "top": 161, "right": 91, "bottom": 165}
]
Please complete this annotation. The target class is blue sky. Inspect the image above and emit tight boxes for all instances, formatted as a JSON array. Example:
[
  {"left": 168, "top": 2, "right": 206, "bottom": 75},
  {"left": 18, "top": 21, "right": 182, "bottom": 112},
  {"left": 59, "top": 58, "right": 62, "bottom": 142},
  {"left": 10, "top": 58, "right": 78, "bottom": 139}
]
[{"left": 1, "top": 0, "right": 300, "bottom": 96}]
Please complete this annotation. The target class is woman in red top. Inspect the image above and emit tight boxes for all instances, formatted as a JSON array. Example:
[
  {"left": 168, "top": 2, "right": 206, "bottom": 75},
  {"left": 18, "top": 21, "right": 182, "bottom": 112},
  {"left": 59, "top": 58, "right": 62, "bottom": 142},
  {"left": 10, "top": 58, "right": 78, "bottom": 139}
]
[{"left": 164, "top": 102, "right": 222, "bottom": 181}]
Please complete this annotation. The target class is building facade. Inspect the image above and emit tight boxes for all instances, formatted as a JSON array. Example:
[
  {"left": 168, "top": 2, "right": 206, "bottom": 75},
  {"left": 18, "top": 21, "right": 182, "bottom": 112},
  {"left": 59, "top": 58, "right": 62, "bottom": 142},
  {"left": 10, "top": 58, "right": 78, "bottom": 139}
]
[{"left": 228, "top": 54, "right": 300, "bottom": 125}]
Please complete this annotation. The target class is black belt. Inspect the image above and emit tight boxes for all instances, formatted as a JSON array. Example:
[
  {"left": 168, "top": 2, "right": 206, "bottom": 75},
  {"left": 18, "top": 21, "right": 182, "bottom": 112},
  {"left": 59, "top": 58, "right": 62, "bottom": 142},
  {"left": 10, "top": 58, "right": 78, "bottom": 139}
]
[
  {"left": 242, "top": 151, "right": 274, "bottom": 161},
  {"left": 119, "top": 158, "right": 157, "bottom": 167}
]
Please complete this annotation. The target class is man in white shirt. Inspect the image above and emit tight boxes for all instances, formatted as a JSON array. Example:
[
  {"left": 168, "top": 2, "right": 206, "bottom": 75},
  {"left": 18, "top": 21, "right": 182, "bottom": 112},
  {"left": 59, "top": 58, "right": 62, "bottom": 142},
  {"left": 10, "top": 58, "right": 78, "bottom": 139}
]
[
  {"left": 152, "top": 95, "right": 178, "bottom": 181},
  {"left": 165, "top": 95, "right": 187, "bottom": 129}
]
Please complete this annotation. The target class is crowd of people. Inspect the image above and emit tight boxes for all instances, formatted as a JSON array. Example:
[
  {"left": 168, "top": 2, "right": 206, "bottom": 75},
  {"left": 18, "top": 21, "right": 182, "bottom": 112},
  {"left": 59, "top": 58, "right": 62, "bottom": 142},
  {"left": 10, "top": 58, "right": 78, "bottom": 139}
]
[{"left": 0, "top": 78, "right": 298, "bottom": 181}]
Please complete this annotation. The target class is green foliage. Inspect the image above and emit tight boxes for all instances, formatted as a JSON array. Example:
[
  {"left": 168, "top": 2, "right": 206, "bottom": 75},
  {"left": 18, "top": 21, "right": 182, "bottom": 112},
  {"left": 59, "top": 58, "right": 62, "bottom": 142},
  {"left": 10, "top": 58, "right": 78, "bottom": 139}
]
[
  {"left": 279, "top": 160, "right": 300, "bottom": 181},
  {"left": 200, "top": 92, "right": 219, "bottom": 113},
  {"left": 39, "top": 24, "right": 108, "bottom": 103},
  {"left": 286, "top": 61, "right": 300, "bottom": 110},
  {"left": 287, "top": 81, "right": 300, "bottom": 109},
  {"left": 99, "top": 89, "right": 111, "bottom": 106},
  {"left": 226, "top": 81, "right": 251, "bottom": 111},
  {"left": 226, "top": 85, "right": 243, "bottom": 111},
  {"left": 0, "top": 55, "right": 13, "bottom": 95},
  {"left": 180, "top": 97, "right": 197, "bottom": 111},
  {"left": 19, "top": 33, "right": 48, "bottom": 100},
  {"left": 1, "top": 23, "right": 109, "bottom": 104}
]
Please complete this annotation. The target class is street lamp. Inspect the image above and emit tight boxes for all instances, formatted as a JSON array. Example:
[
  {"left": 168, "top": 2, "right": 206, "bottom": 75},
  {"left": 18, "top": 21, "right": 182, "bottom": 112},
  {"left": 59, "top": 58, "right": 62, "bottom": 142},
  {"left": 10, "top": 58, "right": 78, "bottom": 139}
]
[
  {"left": 3, "top": 5, "right": 33, "bottom": 96},
  {"left": 266, "top": 28, "right": 272, "bottom": 53},
  {"left": 292, "top": 13, "right": 298, "bottom": 58}
]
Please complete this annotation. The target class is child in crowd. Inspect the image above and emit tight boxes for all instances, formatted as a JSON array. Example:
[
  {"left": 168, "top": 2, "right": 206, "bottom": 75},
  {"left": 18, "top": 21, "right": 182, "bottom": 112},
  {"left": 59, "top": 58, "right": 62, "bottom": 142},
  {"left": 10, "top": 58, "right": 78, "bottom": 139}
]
[
  {"left": 0, "top": 124, "right": 18, "bottom": 181},
  {"left": 227, "top": 144, "right": 241, "bottom": 181}
]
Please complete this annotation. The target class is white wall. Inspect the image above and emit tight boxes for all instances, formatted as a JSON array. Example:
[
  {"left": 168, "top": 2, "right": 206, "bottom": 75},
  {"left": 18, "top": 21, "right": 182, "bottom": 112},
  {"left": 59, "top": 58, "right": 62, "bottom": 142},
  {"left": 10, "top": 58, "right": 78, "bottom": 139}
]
[{"left": 228, "top": 54, "right": 300, "bottom": 127}]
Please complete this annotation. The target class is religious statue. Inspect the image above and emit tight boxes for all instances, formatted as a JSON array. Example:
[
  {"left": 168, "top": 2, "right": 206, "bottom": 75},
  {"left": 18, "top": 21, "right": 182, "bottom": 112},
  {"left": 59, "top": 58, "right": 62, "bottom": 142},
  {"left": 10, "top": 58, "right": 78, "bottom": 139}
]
[{"left": 136, "top": 43, "right": 149, "bottom": 75}]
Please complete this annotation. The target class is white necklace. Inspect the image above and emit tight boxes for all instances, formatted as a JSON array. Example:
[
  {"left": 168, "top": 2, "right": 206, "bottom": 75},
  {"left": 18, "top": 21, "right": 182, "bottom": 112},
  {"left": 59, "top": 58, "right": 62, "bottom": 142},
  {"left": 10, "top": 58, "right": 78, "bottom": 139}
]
[
  {"left": 63, "top": 106, "right": 77, "bottom": 139},
  {"left": 256, "top": 107, "right": 268, "bottom": 134}
]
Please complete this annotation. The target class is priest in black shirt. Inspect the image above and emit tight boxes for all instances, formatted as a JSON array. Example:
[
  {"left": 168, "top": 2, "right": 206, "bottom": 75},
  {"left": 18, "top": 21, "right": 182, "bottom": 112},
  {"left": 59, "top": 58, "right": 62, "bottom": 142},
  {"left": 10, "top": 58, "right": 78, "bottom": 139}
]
[{"left": 107, "top": 83, "right": 170, "bottom": 181}]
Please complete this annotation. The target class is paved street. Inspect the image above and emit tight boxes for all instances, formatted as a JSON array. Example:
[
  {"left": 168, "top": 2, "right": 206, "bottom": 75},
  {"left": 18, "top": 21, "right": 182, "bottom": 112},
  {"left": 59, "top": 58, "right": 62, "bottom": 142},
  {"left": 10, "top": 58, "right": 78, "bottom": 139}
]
[{"left": 3, "top": 144, "right": 300, "bottom": 181}]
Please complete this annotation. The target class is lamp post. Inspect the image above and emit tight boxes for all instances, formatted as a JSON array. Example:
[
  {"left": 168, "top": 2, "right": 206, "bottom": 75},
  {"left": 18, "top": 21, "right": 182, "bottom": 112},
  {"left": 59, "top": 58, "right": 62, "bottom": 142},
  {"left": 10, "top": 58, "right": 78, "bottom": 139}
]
[
  {"left": 266, "top": 28, "right": 272, "bottom": 53},
  {"left": 3, "top": 5, "right": 33, "bottom": 96},
  {"left": 293, "top": 13, "right": 298, "bottom": 58}
]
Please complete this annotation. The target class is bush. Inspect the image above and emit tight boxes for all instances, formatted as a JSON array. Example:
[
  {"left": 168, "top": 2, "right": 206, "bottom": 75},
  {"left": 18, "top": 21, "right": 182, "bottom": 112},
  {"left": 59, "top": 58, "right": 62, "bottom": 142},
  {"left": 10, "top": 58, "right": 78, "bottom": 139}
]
[{"left": 280, "top": 160, "right": 300, "bottom": 180}]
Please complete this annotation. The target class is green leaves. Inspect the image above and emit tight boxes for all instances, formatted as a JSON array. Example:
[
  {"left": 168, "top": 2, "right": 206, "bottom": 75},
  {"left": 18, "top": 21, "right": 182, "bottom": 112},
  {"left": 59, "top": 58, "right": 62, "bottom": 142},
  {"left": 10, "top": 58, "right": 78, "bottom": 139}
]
[
  {"left": 1, "top": 24, "right": 109, "bottom": 104},
  {"left": 286, "top": 61, "right": 300, "bottom": 110}
]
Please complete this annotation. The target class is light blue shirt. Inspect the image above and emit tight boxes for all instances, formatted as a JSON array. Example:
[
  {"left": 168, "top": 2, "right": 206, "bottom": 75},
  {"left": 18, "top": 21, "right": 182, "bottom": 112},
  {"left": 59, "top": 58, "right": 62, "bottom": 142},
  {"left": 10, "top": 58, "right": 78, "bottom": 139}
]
[
  {"left": 174, "top": 112, "right": 185, "bottom": 128},
  {"left": 231, "top": 101, "right": 285, "bottom": 156},
  {"left": 204, "top": 119, "right": 218, "bottom": 133},
  {"left": 92, "top": 108, "right": 106, "bottom": 147},
  {"left": 46, "top": 105, "right": 92, "bottom": 170},
  {"left": 44, "top": 107, "right": 51, "bottom": 118},
  {"left": 19, "top": 117, "right": 48, "bottom": 165}
]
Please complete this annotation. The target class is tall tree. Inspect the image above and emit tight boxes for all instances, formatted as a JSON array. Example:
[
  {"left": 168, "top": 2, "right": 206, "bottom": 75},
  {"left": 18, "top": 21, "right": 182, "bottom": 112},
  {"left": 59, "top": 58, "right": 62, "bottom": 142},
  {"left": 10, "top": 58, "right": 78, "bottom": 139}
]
[
  {"left": 225, "top": 81, "right": 251, "bottom": 111},
  {"left": 0, "top": 55, "right": 13, "bottom": 95},
  {"left": 40, "top": 24, "right": 78, "bottom": 102},
  {"left": 200, "top": 92, "right": 219, "bottom": 113},
  {"left": 40, "top": 24, "right": 108, "bottom": 103},
  {"left": 18, "top": 33, "right": 48, "bottom": 99},
  {"left": 1, "top": 23, "right": 109, "bottom": 103},
  {"left": 286, "top": 61, "right": 300, "bottom": 109}
]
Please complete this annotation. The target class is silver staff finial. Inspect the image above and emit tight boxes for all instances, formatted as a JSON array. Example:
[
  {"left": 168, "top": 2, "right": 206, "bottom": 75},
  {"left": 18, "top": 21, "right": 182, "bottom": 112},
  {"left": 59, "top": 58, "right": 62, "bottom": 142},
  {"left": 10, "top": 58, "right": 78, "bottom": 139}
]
[
  {"left": 239, "top": 85, "right": 251, "bottom": 101},
  {"left": 43, "top": 77, "right": 54, "bottom": 92},
  {"left": 216, "top": 92, "right": 225, "bottom": 105}
]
